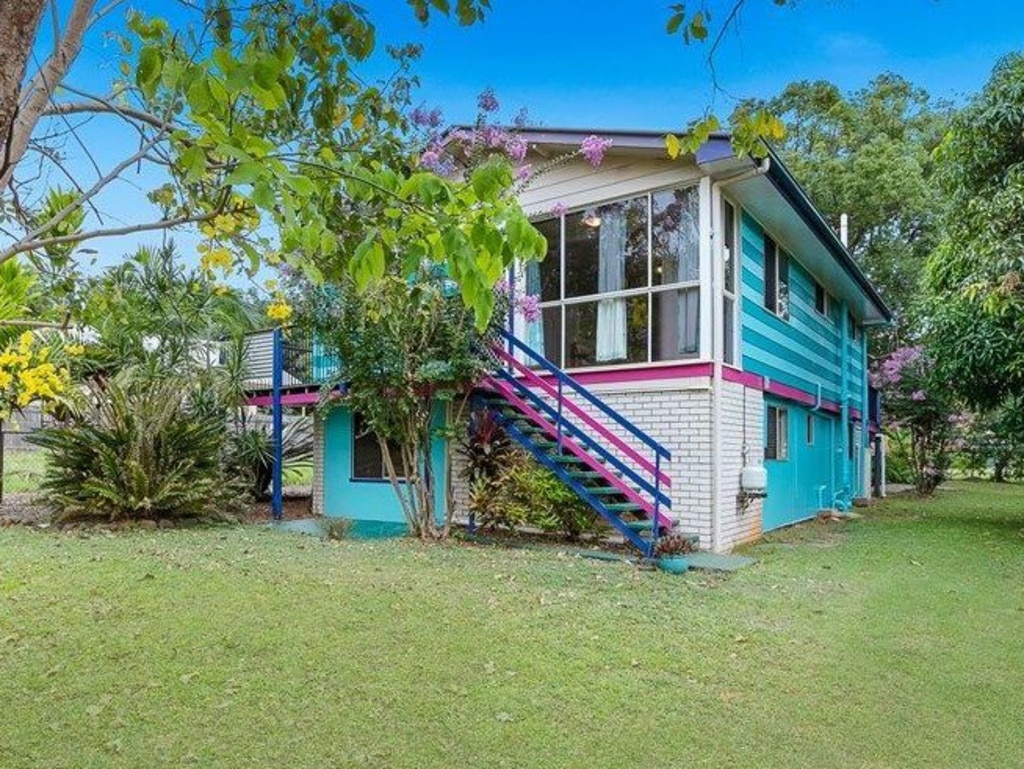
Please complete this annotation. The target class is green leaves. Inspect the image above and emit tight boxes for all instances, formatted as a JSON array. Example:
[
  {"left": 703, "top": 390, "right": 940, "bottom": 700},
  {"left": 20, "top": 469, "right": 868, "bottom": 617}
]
[
  {"left": 470, "top": 158, "right": 513, "bottom": 202},
  {"left": 135, "top": 46, "right": 163, "bottom": 98}
]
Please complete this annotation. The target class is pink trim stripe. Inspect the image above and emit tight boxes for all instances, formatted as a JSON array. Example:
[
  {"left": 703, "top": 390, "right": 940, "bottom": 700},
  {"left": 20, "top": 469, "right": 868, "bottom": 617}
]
[
  {"left": 484, "top": 376, "right": 672, "bottom": 529},
  {"left": 525, "top": 361, "right": 712, "bottom": 387},
  {"left": 492, "top": 347, "right": 671, "bottom": 487},
  {"left": 722, "top": 367, "right": 763, "bottom": 389},
  {"left": 245, "top": 392, "right": 321, "bottom": 407}
]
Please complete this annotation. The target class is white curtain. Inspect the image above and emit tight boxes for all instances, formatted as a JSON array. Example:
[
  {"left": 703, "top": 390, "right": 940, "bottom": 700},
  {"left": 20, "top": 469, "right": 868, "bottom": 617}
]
[
  {"left": 678, "top": 287, "right": 699, "bottom": 355},
  {"left": 524, "top": 262, "right": 545, "bottom": 357},
  {"left": 596, "top": 207, "right": 627, "bottom": 361}
]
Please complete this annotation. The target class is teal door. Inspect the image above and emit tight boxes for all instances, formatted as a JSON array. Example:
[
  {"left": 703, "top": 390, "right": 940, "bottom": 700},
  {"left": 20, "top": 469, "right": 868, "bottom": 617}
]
[{"left": 763, "top": 402, "right": 835, "bottom": 531}]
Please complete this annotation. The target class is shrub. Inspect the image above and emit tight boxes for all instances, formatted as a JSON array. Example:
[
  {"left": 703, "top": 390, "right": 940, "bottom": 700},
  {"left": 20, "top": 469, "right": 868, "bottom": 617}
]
[
  {"left": 226, "top": 416, "right": 314, "bottom": 499},
  {"left": 29, "top": 373, "right": 245, "bottom": 522},
  {"left": 503, "top": 457, "right": 597, "bottom": 540}
]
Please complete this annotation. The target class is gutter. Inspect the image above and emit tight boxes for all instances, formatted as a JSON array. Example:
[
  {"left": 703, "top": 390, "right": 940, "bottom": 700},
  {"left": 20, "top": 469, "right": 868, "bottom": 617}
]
[{"left": 709, "top": 158, "right": 771, "bottom": 553}]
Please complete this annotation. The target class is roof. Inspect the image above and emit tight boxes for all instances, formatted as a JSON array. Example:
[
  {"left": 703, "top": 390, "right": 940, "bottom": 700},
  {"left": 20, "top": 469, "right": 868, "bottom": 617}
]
[{"left": 511, "top": 127, "right": 892, "bottom": 324}]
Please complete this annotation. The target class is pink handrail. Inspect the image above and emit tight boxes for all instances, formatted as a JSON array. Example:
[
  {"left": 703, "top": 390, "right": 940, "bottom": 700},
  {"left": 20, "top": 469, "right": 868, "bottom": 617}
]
[
  {"left": 490, "top": 345, "right": 671, "bottom": 488},
  {"left": 484, "top": 376, "right": 673, "bottom": 529}
]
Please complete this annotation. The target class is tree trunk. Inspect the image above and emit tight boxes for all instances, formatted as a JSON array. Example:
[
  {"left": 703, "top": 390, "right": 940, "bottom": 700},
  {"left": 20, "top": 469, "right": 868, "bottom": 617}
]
[{"left": 0, "top": 1, "right": 46, "bottom": 184}]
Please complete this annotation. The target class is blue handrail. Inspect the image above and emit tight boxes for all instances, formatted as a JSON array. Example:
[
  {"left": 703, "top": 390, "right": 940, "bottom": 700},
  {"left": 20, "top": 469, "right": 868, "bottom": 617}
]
[
  {"left": 490, "top": 368, "right": 671, "bottom": 510},
  {"left": 494, "top": 328, "right": 671, "bottom": 461}
]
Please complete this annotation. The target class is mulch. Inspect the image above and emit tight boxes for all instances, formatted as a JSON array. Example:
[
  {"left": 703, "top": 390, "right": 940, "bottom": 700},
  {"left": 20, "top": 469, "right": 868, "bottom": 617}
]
[{"left": 0, "top": 487, "right": 315, "bottom": 529}]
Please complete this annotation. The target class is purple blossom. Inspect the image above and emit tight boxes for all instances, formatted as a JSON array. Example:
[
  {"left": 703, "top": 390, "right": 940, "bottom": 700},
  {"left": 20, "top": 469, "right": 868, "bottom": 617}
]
[
  {"left": 477, "top": 88, "right": 499, "bottom": 113},
  {"left": 411, "top": 105, "right": 442, "bottom": 128},
  {"left": 419, "top": 146, "right": 454, "bottom": 176},
  {"left": 420, "top": 147, "right": 442, "bottom": 171},
  {"left": 911, "top": 390, "right": 927, "bottom": 402},
  {"left": 512, "top": 107, "right": 529, "bottom": 128},
  {"left": 495, "top": 277, "right": 511, "bottom": 295},
  {"left": 480, "top": 125, "right": 509, "bottom": 149},
  {"left": 518, "top": 293, "right": 541, "bottom": 324},
  {"left": 505, "top": 134, "right": 528, "bottom": 163},
  {"left": 550, "top": 201, "right": 567, "bottom": 216},
  {"left": 580, "top": 135, "right": 613, "bottom": 167},
  {"left": 515, "top": 164, "right": 532, "bottom": 182}
]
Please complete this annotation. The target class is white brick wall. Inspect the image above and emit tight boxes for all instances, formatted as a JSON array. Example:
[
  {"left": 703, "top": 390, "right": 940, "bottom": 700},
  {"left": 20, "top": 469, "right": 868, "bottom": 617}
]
[
  {"left": 432, "top": 379, "right": 766, "bottom": 552},
  {"left": 716, "top": 380, "right": 764, "bottom": 551}
]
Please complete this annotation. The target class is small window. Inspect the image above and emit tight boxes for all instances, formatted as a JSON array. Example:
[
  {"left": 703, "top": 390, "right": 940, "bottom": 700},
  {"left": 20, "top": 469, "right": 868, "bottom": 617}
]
[
  {"left": 765, "top": 405, "right": 789, "bottom": 461},
  {"left": 352, "top": 413, "right": 405, "bottom": 480},
  {"left": 814, "top": 282, "right": 829, "bottom": 317},
  {"left": 848, "top": 312, "right": 860, "bottom": 341},
  {"left": 763, "top": 236, "right": 790, "bottom": 320},
  {"left": 806, "top": 413, "right": 815, "bottom": 445}
]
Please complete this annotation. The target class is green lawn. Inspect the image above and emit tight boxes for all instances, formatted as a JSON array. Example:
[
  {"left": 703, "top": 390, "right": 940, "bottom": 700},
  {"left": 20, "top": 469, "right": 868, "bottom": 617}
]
[
  {"left": 1, "top": 482, "right": 1023, "bottom": 768},
  {"left": 3, "top": 450, "right": 47, "bottom": 494}
]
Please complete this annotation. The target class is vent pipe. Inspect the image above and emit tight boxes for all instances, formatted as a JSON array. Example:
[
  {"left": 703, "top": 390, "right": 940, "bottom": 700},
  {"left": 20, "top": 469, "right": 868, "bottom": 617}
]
[{"left": 840, "top": 213, "right": 849, "bottom": 248}]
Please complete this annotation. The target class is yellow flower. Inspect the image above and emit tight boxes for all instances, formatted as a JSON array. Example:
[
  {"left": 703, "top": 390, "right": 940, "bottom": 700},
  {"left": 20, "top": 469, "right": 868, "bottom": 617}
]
[
  {"left": 0, "top": 370, "right": 11, "bottom": 388},
  {"left": 65, "top": 344, "right": 85, "bottom": 356},
  {"left": 200, "top": 246, "right": 233, "bottom": 273},
  {"left": 213, "top": 214, "right": 237, "bottom": 234},
  {"left": 266, "top": 300, "right": 293, "bottom": 322},
  {"left": 18, "top": 331, "right": 33, "bottom": 355},
  {"left": 213, "top": 285, "right": 230, "bottom": 296}
]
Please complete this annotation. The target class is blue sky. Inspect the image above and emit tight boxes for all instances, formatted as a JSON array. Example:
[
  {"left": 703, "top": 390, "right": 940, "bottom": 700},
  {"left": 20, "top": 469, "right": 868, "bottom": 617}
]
[{"left": 16, "top": 0, "right": 1024, "bottom": 275}]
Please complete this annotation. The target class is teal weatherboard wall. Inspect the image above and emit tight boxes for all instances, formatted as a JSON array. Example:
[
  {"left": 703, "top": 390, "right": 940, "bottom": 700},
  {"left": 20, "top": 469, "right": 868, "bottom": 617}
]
[
  {"left": 739, "top": 209, "right": 870, "bottom": 526},
  {"left": 321, "top": 404, "right": 449, "bottom": 524}
]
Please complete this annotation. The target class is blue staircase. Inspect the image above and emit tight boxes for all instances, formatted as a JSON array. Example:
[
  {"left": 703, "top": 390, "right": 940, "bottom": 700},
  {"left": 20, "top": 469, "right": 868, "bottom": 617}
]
[{"left": 479, "top": 330, "right": 673, "bottom": 557}]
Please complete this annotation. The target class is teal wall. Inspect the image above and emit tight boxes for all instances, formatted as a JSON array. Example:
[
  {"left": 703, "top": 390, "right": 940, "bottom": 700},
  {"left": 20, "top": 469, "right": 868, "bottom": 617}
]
[
  {"left": 763, "top": 398, "right": 839, "bottom": 529},
  {"left": 321, "top": 405, "right": 449, "bottom": 523},
  {"left": 739, "top": 211, "right": 866, "bottom": 412}
]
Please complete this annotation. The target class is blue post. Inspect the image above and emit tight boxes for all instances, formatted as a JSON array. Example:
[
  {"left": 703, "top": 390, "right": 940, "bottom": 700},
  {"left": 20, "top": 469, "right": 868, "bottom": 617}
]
[
  {"left": 652, "top": 453, "right": 662, "bottom": 557},
  {"left": 556, "top": 379, "right": 563, "bottom": 450},
  {"left": 271, "top": 326, "right": 284, "bottom": 520},
  {"left": 507, "top": 266, "right": 515, "bottom": 360}
]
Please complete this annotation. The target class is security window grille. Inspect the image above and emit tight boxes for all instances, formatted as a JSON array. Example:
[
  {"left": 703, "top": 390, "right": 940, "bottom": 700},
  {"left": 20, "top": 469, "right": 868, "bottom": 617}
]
[
  {"left": 352, "top": 413, "right": 405, "bottom": 480},
  {"left": 765, "top": 406, "right": 789, "bottom": 461}
]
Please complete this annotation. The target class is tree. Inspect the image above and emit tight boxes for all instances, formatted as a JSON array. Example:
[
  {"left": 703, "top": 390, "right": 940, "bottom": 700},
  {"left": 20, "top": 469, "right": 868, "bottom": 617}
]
[
  {"left": 739, "top": 76, "right": 950, "bottom": 351},
  {"left": 289, "top": 269, "right": 512, "bottom": 540},
  {"left": 926, "top": 53, "right": 1024, "bottom": 408},
  {"left": 872, "top": 345, "right": 959, "bottom": 495},
  {"left": 1, "top": 0, "right": 541, "bottom": 327}
]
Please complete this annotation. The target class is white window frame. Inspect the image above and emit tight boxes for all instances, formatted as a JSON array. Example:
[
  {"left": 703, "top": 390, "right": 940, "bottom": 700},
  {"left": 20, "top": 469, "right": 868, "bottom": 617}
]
[
  {"left": 766, "top": 405, "right": 789, "bottom": 461},
  {"left": 721, "top": 195, "right": 740, "bottom": 366},
  {"left": 531, "top": 184, "right": 705, "bottom": 370}
]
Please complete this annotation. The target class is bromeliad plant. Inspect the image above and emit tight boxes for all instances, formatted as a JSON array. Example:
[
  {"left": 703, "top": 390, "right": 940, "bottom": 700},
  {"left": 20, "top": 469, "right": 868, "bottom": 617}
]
[{"left": 30, "top": 370, "right": 246, "bottom": 523}]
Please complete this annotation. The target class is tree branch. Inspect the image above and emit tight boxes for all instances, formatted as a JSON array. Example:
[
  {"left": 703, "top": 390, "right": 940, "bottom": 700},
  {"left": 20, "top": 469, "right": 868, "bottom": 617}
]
[
  {"left": 1, "top": 213, "right": 214, "bottom": 263},
  {"left": 0, "top": 0, "right": 97, "bottom": 190}
]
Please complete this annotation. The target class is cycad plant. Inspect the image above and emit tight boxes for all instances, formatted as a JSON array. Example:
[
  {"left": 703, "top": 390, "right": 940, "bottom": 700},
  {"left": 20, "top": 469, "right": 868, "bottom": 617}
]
[{"left": 29, "top": 370, "right": 246, "bottom": 522}]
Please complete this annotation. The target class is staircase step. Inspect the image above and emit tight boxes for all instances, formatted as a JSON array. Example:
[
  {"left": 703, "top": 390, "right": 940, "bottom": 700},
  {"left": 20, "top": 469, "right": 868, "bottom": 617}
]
[
  {"left": 623, "top": 519, "right": 654, "bottom": 532},
  {"left": 603, "top": 502, "right": 644, "bottom": 513},
  {"left": 550, "top": 454, "right": 588, "bottom": 464},
  {"left": 587, "top": 486, "right": 627, "bottom": 497},
  {"left": 566, "top": 469, "right": 621, "bottom": 480}
]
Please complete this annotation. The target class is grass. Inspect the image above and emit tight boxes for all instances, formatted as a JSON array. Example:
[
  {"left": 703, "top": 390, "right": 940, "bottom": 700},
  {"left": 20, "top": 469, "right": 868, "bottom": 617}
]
[
  {"left": 1, "top": 482, "right": 1023, "bottom": 768},
  {"left": 3, "top": 450, "right": 46, "bottom": 493}
]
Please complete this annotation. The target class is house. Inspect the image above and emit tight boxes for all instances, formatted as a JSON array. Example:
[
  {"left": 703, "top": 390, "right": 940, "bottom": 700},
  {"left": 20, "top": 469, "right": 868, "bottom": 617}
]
[{"left": 243, "top": 127, "right": 889, "bottom": 554}]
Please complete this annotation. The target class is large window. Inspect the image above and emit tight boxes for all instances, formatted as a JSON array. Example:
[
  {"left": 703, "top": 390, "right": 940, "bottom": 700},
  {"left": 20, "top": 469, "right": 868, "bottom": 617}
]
[
  {"left": 527, "top": 186, "right": 701, "bottom": 368},
  {"left": 352, "top": 413, "right": 405, "bottom": 481}
]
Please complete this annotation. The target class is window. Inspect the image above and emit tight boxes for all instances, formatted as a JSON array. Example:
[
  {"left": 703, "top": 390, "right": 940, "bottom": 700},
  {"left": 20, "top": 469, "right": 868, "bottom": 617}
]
[
  {"left": 806, "top": 413, "right": 815, "bottom": 445},
  {"left": 352, "top": 413, "right": 405, "bottom": 480},
  {"left": 722, "top": 199, "right": 738, "bottom": 365},
  {"left": 765, "top": 406, "right": 789, "bottom": 461},
  {"left": 814, "top": 282, "right": 830, "bottom": 317},
  {"left": 848, "top": 312, "right": 861, "bottom": 341},
  {"left": 763, "top": 236, "right": 790, "bottom": 320},
  {"left": 526, "top": 185, "right": 702, "bottom": 369}
]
